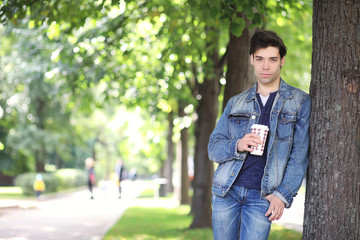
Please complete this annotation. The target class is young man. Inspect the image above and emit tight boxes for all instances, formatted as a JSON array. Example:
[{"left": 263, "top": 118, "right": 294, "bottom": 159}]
[{"left": 208, "top": 31, "right": 310, "bottom": 240}]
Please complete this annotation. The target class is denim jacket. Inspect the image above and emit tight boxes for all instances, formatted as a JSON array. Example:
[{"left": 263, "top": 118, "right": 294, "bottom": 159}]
[{"left": 208, "top": 79, "right": 310, "bottom": 208}]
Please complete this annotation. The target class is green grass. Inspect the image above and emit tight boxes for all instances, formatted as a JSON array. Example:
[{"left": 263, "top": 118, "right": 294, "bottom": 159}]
[
  {"left": 0, "top": 186, "right": 86, "bottom": 199},
  {"left": 269, "top": 225, "right": 302, "bottom": 240},
  {"left": 136, "top": 187, "right": 155, "bottom": 198},
  {"left": 104, "top": 204, "right": 212, "bottom": 240},
  {"left": 0, "top": 187, "right": 28, "bottom": 199},
  {"left": 104, "top": 186, "right": 302, "bottom": 240}
]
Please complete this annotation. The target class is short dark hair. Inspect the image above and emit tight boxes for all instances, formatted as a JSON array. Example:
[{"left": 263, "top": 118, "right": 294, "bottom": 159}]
[{"left": 249, "top": 31, "right": 287, "bottom": 59}]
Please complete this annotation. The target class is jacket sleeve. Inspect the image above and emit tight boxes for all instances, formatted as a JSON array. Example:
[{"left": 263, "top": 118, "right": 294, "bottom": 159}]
[
  {"left": 273, "top": 94, "right": 311, "bottom": 208},
  {"left": 208, "top": 98, "right": 248, "bottom": 164}
]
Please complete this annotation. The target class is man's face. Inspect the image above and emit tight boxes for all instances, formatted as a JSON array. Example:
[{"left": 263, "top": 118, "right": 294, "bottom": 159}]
[{"left": 250, "top": 46, "right": 285, "bottom": 87}]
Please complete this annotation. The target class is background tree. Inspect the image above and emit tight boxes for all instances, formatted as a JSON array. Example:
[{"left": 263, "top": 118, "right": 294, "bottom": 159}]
[
  {"left": 177, "top": 100, "right": 191, "bottom": 205},
  {"left": 303, "top": 0, "right": 360, "bottom": 239},
  {"left": 0, "top": 25, "right": 80, "bottom": 172}
]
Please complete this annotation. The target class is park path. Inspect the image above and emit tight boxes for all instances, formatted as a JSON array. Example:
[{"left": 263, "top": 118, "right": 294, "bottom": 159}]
[{"left": 0, "top": 180, "right": 145, "bottom": 240}]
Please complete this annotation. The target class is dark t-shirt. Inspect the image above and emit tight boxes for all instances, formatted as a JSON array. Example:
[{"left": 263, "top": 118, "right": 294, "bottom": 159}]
[{"left": 234, "top": 91, "right": 278, "bottom": 190}]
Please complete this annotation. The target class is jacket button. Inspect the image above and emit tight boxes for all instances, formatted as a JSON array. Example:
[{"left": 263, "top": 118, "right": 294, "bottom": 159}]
[
  {"left": 231, "top": 172, "right": 234, "bottom": 176},
  {"left": 251, "top": 115, "right": 256, "bottom": 119}
]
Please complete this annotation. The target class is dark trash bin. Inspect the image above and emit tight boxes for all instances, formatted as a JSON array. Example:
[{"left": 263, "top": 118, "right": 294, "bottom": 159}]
[{"left": 154, "top": 178, "right": 168, "bottom": 198}]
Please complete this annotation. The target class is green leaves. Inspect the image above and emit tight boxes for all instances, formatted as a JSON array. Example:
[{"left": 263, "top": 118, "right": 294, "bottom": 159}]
[{"left": 230, "top": 15, "right": 246, "bottom": 37}]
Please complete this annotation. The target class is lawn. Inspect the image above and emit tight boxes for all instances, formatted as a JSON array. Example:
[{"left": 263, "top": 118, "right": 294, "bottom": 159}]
[
  {"left": 104, "top": 204, "right": 212, "bottom": 240},
  {"left": 0, "top": 186, "right": 85, "bottom": 199},
  {"left": 0, "top": 187, "right": 27, "bottom": 198},
  {"left": 104, "top": 192, "right": 302, "bottom": 240}
]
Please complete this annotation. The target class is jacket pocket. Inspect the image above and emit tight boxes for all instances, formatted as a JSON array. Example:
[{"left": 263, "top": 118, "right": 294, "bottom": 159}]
[
  {"left": 276, "top": 112, "right": 296, "bottom": 141},
  {"left": 228, "top": 113, "right": 251, "bottom": 139},
  {"left": 213, "top": 160, "right": 237, "bottom": 187}
]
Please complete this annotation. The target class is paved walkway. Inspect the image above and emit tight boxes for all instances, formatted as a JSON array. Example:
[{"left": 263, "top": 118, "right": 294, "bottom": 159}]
[
  {"left": 0, "top": 181, "right": 305, "bottom": 239},
  {"left": 0, "top": 180, "right": 145, "bottom": 240}
]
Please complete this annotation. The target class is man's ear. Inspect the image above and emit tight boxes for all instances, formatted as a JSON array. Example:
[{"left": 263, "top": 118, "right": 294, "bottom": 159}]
[
  {"left": 280, "top": 56, "right": 286, "bottom": 67},
  {"left": 250, "top": 54, "right": 254, "bottom": 65}
]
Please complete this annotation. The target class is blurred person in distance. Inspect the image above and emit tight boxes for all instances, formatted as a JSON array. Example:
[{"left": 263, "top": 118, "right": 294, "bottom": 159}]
[
  {"left": 85, "top": 157, "right": 95, "bottom": 199},
  {"left": 115, "top": 159, "right": 126, "bottom": 199},
  {"left": 33, "top": 173, "right": 46, "bottom": 199}
]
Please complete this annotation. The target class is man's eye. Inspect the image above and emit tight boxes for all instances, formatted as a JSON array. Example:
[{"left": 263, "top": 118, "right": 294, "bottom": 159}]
[{"left": 270, "top": 58, "right": 278, "bottom": 62}]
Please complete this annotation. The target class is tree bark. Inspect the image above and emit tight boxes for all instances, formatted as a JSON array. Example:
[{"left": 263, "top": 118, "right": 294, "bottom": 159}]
[
  {"left": 35, "top": 97, "right": 46, "bottom": 172},
  {"left": 303, "top": 0, "right": 360, "bottom": 239},
  {"left": 164, "top": 111, "right": 174, "bottom": 193},
  {"left": 223, "top": 26, "right": 257, "bottom": 110},
  {"left": 179, "top": 103, "right": 190, "bottom": 205},
  {"left": 35, "top": 148, "right": 46, "bottom": 172}
]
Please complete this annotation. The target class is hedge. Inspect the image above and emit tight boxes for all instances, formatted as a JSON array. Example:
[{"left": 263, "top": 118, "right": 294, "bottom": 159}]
[
  {"left": 14, "top": 169, "right": 87, "bottom": 196},
  {"left": 55, "top": 169, "right": 87, "bottom": 191}
]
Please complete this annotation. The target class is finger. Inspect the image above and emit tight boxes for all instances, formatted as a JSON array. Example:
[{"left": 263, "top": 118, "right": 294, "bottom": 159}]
[
  {"left": 246, "top": 137, "right": 262, "bottom": 146},
  {"left": 268, "top": 210, "right": 275, "bottom": 221},
  {"left": 269, "top": 210, "right": 279, "bottom": 221},
  {"left": 246, "top": 143, "right": 257, "bottom": 149},
  {"left": 246, "top": 143, "right": 258, "bottom": 152},
  {"left": 267, "top": 204, "right": 279, "bottom": 221},
  {"left": 275, "top": 208, "right": 284, "bottom": 220},
  {"left": 246, "top": 134, "right": 261, "bottom": 141},
  {"left": 265, "top": 205, "right": 273, "bottom": 217},
  {"left": 247, "top": 141, "right": 261, "bottom": 149},
  {"left": 240, "top": 140, "right": 257, "bottom": 150},
  {"left": 272, "top": 206, "right": 285, "bottom": 221},
  {"left": 246, "top": 146, "right": 255, "bottom": 152},
  {"left": 248, "top": 133, "right": 262, "bottom": 140},
  {"left": 238, "top": 134, "right": 262, "bottom": 152},
  {"left": 246, "top": 137, "right": 261, "bottom": 145},
  {"left": 271, "top": 208, "right": 279, "bottom": 221}
]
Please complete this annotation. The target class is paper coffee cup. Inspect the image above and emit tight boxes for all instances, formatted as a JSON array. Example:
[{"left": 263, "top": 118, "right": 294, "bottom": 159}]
[{"left": 250, "top": 124, "right": 269, "bottom": 156}]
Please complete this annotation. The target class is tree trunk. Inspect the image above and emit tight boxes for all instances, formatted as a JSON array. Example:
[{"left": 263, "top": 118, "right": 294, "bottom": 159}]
[
  {"left": 222, "top": 26, "right": 257, "bottom": 110},
  {"left": 164, "top": 111, "right": 174, "bottom": 193},
  {"left": 190, "top": 77, "right": 219, "bottom": 228},
  {"left": 35, "top": 97, "right": 46, "bottom": 172},
  {"left": 303, "top": 1, "right": 360, "bottom": 239},
  {"left": 190, "top": 26, "right": 222, "bottom": 226},
  {"left": 35, "top": 148, "right": 46, "bottom": 172},
  {"left": 90, "top": 136, "right": 98, "bottom": 161},
  {"left": 179, "top": 103, "right": 190, "bottom": 205}
]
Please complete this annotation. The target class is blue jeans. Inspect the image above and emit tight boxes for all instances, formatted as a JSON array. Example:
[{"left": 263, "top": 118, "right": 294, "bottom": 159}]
[{"left": 212, "top": 185, "right": 271, "bottom": 240}]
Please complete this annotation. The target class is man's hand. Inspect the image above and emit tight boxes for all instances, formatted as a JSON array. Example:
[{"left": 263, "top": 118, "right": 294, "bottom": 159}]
[
  {"left": 237, "top": 133, "right": 262, "bottom": 152},
  {"left": 265, "top": 194, "right": 285, "bottom": 221}
]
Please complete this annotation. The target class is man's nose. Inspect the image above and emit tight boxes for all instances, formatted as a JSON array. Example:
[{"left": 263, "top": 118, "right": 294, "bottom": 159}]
[{"left": 262, "top": 60, "right": 270, "bottom": 69}]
